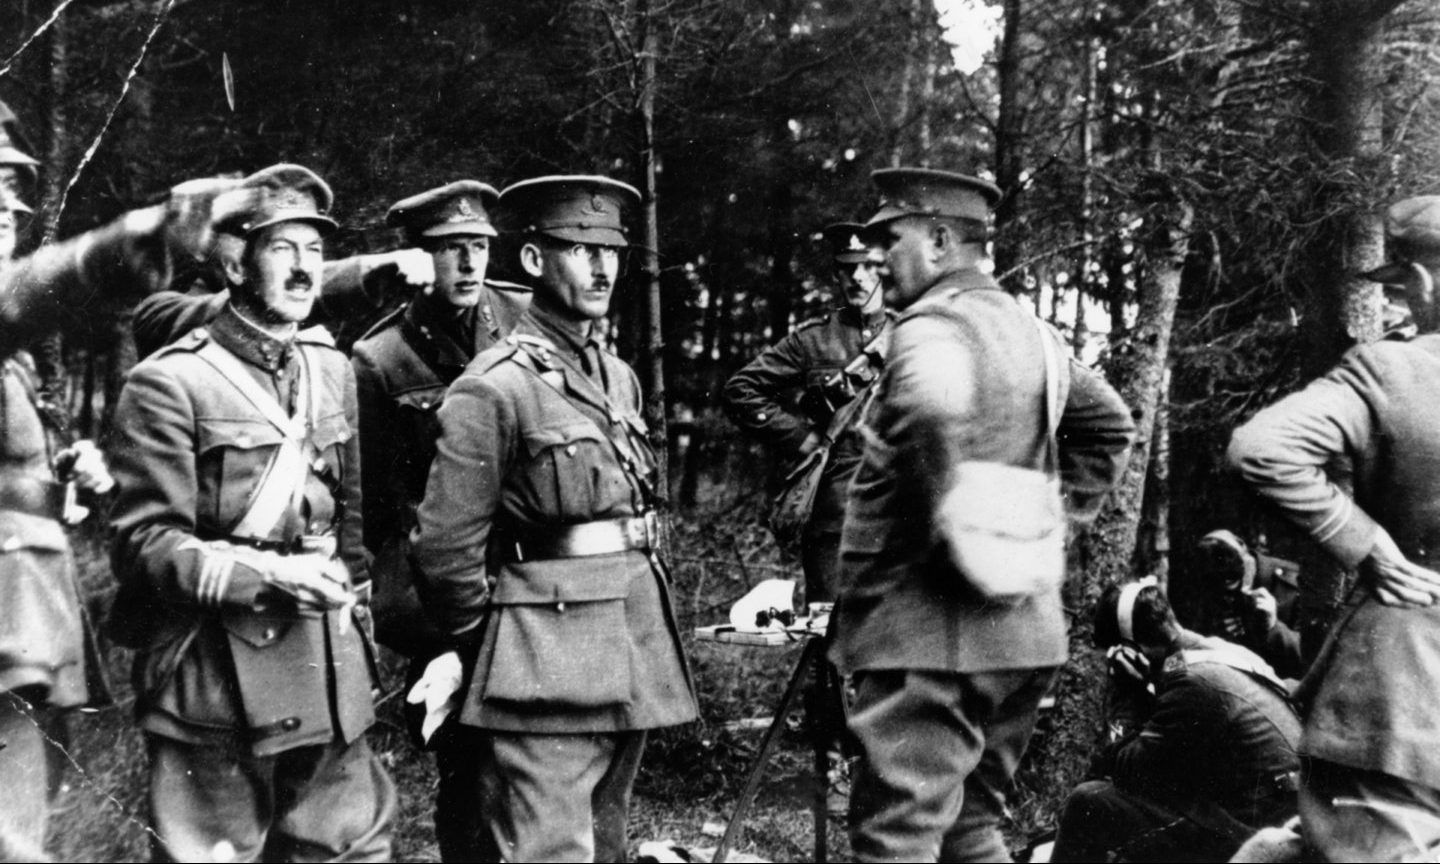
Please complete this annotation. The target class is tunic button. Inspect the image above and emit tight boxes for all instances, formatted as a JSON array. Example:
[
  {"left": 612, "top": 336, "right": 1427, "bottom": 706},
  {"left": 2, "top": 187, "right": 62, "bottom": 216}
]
[
  {"left": 756, "top": 412, "right": 767, "bottom": 422},
  {"left": 421, "top": 401, "right": 431, "bottom": 409},
  {"left": 280, "top": 717, "right": 301, "bottom": 731},
  {"left": 263, "top": 627, "right": 277, "bottom": 641},
  {"left": 862, "top": 329, "right": 872, "bottom": 339},
  {"left": 565, "top": 445, "right": 577, "bottom": 457},
  {"left": 557, "top": 602, "right": 566, "bottom": 613}
]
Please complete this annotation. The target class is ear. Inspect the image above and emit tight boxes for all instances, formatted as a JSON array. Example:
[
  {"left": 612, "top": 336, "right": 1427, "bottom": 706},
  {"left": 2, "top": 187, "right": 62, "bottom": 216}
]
[
  {"left": 927, "top": 220, "right": 952, "bottom": 263},
  {"left": 222, "top": 252, "right": 245, "bottom": 288},
  {"left": 519, "top": 241, "right": 544, "bottom": 278}
]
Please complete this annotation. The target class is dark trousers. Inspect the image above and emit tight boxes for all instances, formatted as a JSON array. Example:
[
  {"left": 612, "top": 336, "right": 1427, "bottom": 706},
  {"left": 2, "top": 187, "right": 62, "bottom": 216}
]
[
  {"left": 147, "top": 733, "right": 396, "bottom": 863},
  {"left": 472, "top": 730, "right": 646, "bottom": 863},
  {"left": 1050, "top": 779, "right": 1253, "bottom": 863},
  {"left": 846, "top": 666, "right": 1060, "bottom": 863},
  {"left": 1300, "top": 758, "right": 1440, "bottom": 862}
]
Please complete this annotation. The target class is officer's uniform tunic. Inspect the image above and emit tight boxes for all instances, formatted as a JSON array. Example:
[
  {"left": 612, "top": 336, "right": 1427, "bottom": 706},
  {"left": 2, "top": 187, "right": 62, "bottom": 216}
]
[
  {"left": 350, "top": 283, "right": 527, "bottom": 862},
  {"left": 723, "top": 303, "right": 887, "bottom": 599},
  {"left": 1230, "top": 334, "right": 1440, "bottom": 861},
  {"left": 411, "top": 306, "right": 697, "bottom": 862},
  {"left": 110, "top": 304, "right": 394, "bottom": 862},
  {"left": 835, "top": 270, "right": 1134, "bottom": 862}
]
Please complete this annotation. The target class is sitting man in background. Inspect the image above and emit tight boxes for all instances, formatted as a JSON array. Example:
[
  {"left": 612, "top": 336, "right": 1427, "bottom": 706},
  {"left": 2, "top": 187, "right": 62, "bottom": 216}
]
[
  {"left": 1050, "top": 578, "right": 1301, "bottom": 863},
  {"left": 1196, "top": 529, "right": 1306, "bottom": 679}
]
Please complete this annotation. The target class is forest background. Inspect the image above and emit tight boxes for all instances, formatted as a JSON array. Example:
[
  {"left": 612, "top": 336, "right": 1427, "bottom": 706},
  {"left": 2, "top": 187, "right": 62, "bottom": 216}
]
[{"left": 3, "top": 0, "right": 1440, "bottom": 860}]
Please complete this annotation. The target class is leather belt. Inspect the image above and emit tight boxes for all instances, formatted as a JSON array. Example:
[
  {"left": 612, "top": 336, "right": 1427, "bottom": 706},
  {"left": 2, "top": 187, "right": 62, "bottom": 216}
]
[
  {"left": 508, "top": 512, "right": 660, "bottom": 562},
  {"left": 202, "top": 532, "right": 339, "bottom": 559},
  {"left": 0, "top": 478, "right": 67, "bottom": 521}
]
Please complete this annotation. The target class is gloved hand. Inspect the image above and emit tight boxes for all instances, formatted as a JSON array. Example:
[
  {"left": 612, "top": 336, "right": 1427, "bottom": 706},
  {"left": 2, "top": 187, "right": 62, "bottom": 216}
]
[
  {"left": 406, "top": 651, "right": 464, "bottom": 744},
  {"left": 263, "top": 553, "right": 357, "bottom": 619},
  {"left": 162, "top": 175, "right": 252, "bottom": 265},
  {"left": 386, "top": 248, "right": 435, "bottom": 291},
  {"left": 54, "top": 439, "right": 114, "bottom": 494}
]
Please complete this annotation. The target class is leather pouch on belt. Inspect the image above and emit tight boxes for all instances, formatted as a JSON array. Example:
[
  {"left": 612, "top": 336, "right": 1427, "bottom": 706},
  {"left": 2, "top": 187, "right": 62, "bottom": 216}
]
[
  {"left": 482, "top": 558, "right": 634, "bottom": 708},
  {"left": 223, "top": 613, "right": 334, "bottom": 751}
]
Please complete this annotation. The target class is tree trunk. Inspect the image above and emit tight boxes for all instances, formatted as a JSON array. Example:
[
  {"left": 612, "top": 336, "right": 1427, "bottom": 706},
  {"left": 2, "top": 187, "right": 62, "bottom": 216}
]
[
  {"left": 888, "top": 0, "right": 923, "bottom": 167},
  {"left": 992, "top": 0, "right": 1024, "bottom": 280},
  {"left": 1299, "top": 0, "right": 1402, "bottom": 373},
  {"left": 916, "top": 5, "right": 937, "bottom": 166},
  {"left": 636, "top": 0, "right": 668, "bottom": 497}
]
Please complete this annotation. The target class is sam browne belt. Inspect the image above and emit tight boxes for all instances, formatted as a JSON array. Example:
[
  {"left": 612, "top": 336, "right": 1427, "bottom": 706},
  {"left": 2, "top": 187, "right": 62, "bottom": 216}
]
[{"left": 506, "top": 511, "right": 660, "bottom": 562}]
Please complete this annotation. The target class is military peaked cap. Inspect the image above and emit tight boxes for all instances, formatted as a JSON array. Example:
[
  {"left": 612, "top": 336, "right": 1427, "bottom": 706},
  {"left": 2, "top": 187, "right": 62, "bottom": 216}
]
[
  {"left": 217, "top": 163, "right": 338, "bottom": 237},
  {"left": 823, "top": 222, "right": 870, "bottom": 265},
  {"left": 865, "top": 167, "right": 1001, "bottom": 230},
  {"left": 1362, "top": 196, "right": 1440, "bottom": 284},
  {"left": 387, "top": 180, "right": 499, "bottom": 242},
  {"left": 498, "top": 175, "right": 639, "bottom": 247}
]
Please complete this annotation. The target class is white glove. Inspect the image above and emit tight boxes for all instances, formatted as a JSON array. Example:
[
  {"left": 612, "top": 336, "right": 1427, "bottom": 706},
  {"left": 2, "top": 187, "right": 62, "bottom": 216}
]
[
  {"left": 388, "top": 248, "right": 435, "bottom": 291},
  {"left": 406, "top": 651, "right": 463, "bottom": 743}
]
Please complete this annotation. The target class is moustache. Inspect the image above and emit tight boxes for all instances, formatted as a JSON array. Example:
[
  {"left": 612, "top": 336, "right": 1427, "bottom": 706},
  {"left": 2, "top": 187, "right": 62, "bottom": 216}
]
[
  {"left": 591, "top": 279, "right": 611, "bottom": 291},
  {"left": 286, "top": 271, "right": 314, "bottom": 289}
]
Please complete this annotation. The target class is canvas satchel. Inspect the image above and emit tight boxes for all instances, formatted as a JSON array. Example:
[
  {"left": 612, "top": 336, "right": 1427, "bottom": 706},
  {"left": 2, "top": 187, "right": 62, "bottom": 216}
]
[
  {"left": 937, "top": 313, "right": 1070, "bottom": 605},
  {"left": 767, "top": 368, "right": 872, "bottom": 552}
]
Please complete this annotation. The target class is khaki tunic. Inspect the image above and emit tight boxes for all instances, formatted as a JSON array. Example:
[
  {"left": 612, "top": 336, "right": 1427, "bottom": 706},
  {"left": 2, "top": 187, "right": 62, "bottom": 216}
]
[{"left": 411, "top": 308, "right": 697, "bottom": 734}]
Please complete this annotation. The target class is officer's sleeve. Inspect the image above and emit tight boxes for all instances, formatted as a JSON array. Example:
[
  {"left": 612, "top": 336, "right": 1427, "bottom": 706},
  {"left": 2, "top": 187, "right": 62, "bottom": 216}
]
[
  {"left": 316, "top": 254, "right": 399, "bottom": 324},
  {"left": 409, "top": 371, "right": 515, "bottom": 638},
  {"left": 0, "top": 207, "right": 175, "bottom": 357},
  {"left": 1227, "top": 353, "right": 1382, "bottom": 568},
  {"left": 350, "top": 346, "right": 397, "bottom": 556},
  {"left": 336, "top": 362, "right": 371, "bottom": 585},
  {"left": 109, "top": 362, "right": 270, "bottom": 609},
  {"left": 1058, "top": 359, "right": 1136, "bottom": 529},
  {"left": 131, "top": 290, "right": 227, "bottom": 360},
  {"left": 722, "top": 331, "right": 815, "bottom": 458}
]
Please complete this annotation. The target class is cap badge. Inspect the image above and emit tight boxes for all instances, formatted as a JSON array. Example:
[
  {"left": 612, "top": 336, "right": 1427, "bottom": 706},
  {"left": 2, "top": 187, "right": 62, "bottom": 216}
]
[
  {"left": 847, "top": 234, "right": 865, "bottom": 251},
  {"left": 277, "top": 189, "right": 303, "bottom": 210},
  {"left": 457, "top": 198, "right": 475, "bottom": 218},
  {"left": 590, "top": 193, "right": 608, "bottom": 215}
]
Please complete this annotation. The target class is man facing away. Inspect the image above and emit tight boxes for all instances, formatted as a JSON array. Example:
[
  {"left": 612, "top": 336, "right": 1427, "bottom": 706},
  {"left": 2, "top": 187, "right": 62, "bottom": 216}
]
[
  {"left": 109, "top": 164, "right": 394, "bottom": 862},
  {"left": 833, "top": 167, "right": 1134, "bottom": 862},
  {"left": 410, "top": 175, "right": 696, "bottom": 862},
  {"left": 1229, "top": 195, "right": 1440, "bottom": 862}
]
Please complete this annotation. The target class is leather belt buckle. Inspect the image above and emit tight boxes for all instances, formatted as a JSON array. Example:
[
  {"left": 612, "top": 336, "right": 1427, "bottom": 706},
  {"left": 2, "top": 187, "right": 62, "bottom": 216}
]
[{"left": 642, "top": 510, "right": 659, "bottom": 549}]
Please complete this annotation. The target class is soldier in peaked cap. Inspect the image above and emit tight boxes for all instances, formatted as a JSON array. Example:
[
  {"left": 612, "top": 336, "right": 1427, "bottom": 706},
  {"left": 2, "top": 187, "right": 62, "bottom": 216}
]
[
  {"left": 349, "top": 180, "right": 529, "bottom": 861},
  {"left": 1228, "top": 193, "right": 1440, "bottom": 862},
  {"left": 1360, "top": 195, "right": 1440, "bottom": 337},
  {"left": 722, "top": 220, "right": 891, "bottom": 810},
  {"left": 109, "top": 163, "right": 395, "bottom": 862},
  {"left": 833, "top": 168, "right": 1134, "bottom": 861},
  {"left": 410, "top": 175, "right": 696, "bottom": 862}
]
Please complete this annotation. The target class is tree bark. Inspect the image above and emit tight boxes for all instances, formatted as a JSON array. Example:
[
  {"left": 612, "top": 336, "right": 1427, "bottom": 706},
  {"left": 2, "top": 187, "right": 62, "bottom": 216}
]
[
  {"left": 992, "top": 0, "right": 1024, "bottom": 281},
  {"left": 636, "top": 0, "right": 668, "bottom": 496},
  {"left": 1299, "top": 0, "right": 1402, "bottom": 373}
]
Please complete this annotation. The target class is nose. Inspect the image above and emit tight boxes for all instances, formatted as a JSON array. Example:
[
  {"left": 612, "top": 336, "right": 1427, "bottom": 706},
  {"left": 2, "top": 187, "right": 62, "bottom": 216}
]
[{"left": 457, "top": 246, "right": 474, "bottom": 272}]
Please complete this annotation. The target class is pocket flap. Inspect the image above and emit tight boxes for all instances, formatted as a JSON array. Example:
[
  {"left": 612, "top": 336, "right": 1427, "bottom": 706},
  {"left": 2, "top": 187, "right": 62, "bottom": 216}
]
[
  {"left": 394, "top": 388, "right": 445, "bottom": 413},
  {"left": 197, "top": 418, "right": 285, "bottom": 455},
  {"left": 222, "top": 614, "right": 295, "bottom": 648},
  {"left": 310, "top": 411, "right": 352, "bottom": 450},
  {"left": 490, "top": 557, "right": 634, "bottom": 604},
  {"left": 521, "top": 422, "right": 604, "bottom": 457}
]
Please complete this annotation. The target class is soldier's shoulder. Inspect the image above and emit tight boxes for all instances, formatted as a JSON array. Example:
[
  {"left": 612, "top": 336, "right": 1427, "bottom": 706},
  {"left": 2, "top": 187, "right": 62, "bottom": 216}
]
[
  {"left": 794, "top": 314, "right": 830, "bottom": 334},
  {"left": 150, "top": 326, "right": 213, "bottom": 360},
  {"left": 353, "top": 304, "right": 408, "bottom": 346}
]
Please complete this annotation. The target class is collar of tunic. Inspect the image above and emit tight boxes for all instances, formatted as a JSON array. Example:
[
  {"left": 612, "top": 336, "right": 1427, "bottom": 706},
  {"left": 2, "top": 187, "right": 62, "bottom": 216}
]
[{"left": 211, "top": 304, "right": 296, "bottom": 372}]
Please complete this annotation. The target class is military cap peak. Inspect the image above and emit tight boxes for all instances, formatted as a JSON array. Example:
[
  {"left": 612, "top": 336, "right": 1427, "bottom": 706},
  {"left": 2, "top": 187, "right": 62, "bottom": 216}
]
[
  {"left": 387, "top": 180, "right": 500, "bottom": 241},
  {"left": 822, "top": 221, "right": 870, "bottom": 264},
  {"left": 1361, "top": 195, "right": 1440, "bottom": 284},
  {"left": 498, "top": 174, "right": 639, "bottom": 248},
  {"left": 866, "top": 167, "right": 1001, "bottom": 229},
  {"left": 217, "top": 163, "right": 337, "bottom": 237}
]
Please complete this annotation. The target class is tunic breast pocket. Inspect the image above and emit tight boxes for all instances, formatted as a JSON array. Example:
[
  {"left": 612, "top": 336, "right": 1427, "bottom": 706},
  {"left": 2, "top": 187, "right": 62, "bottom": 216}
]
[
  {"left": 196, "top": 418, "right": 287, "bottom": 529},
  {"left": 520, "top": 422, "right": 621, "bottom": 520}
]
